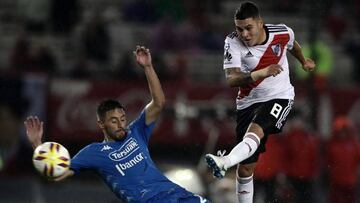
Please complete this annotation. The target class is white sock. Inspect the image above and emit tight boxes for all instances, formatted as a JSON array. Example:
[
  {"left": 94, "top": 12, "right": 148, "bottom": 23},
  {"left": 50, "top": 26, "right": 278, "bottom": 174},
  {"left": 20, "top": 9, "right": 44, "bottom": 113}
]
[
  {"left": 236, "top": 174, "right": 254, "bottom": 203},
  {"left": 223, "top": 132, "right": 260, "bottom": 169}
]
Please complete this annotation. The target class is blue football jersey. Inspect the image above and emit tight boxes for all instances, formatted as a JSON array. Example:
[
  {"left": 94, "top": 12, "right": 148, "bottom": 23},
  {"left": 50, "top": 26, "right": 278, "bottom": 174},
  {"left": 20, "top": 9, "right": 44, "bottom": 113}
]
[{"left": 70, "top": 110, "right": 209, "bottom": 203}]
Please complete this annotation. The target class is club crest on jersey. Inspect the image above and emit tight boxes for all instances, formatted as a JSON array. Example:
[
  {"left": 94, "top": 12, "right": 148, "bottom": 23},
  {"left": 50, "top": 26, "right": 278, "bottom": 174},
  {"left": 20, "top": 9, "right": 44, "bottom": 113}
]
[
  {"left": 271, "top": 44, "right": 282, "bottom": 57},
  {"left": 109, "top": 138, "right": 139, "bottom": 161}
]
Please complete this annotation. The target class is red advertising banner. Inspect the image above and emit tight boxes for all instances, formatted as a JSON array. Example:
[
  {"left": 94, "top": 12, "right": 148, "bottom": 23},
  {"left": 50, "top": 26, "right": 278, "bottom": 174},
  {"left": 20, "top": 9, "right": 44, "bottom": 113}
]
[
  {"left": 48, "top": 79, "right": 360, "bottom": 147},
  {"left": 48, "top": 79, "right": 237, "bottom": 147}
]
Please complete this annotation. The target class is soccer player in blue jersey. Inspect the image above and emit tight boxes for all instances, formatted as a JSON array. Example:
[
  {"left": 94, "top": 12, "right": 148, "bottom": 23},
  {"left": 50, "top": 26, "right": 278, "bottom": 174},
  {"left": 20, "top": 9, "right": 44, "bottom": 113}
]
[{"left": 24, "top": 46, "right": 210, "bottom": 203}]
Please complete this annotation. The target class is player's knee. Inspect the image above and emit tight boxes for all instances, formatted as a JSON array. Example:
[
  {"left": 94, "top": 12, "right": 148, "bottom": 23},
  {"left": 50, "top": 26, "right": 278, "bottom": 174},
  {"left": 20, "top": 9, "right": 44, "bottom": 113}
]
[
  {"left": 237, "top": 164, "right": 255, "bottom": 177},
  {"left": 248, "top": 123, "right": 264, "bottom": 139}
]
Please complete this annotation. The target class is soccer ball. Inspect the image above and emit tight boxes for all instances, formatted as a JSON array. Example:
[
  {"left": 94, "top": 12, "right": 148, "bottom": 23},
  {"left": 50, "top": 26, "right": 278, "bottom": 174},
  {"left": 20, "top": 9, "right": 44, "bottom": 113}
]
[{"left": 32, "top": 142, "right": 71, "bottom": 179}]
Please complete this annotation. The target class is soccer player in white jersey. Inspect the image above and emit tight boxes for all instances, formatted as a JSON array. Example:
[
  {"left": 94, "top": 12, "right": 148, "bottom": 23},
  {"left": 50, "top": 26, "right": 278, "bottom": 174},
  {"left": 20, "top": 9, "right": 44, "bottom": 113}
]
[
  {"left": 25, "top": 46, "right": 210, "bottom": 203},
  {"left": 204, "top": 1, "right": 315, "bottom": 203}
]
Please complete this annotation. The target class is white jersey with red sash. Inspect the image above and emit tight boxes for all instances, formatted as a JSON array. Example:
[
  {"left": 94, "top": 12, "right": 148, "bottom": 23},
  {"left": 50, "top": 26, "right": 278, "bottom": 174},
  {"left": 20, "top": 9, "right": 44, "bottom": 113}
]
[{"left": 223, "top": 24, "right": 295, "bottom": 110}]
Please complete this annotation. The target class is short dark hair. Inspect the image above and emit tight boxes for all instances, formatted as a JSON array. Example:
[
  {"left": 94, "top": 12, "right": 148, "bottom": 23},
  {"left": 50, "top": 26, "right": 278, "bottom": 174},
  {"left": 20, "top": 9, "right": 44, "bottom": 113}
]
[
  {"left": 97, "top": 99, "right": 125, "bottom": 121},
  {"left": 234, "top": 1, "right": 260, "bottom": 20}
]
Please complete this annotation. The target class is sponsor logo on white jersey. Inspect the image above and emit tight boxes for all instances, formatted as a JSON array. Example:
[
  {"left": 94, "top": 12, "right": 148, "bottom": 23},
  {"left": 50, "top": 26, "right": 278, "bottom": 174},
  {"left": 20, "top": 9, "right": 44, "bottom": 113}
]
[
  {"left": 109, "top": 138, "right": 139, "bottom": 161},
  {"left": 224, "top": 51, "right": 232, "bottom": 62}
]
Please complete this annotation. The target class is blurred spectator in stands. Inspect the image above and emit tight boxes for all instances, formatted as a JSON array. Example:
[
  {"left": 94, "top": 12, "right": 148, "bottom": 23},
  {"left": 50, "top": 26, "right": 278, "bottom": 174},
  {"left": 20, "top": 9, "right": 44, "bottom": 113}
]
[
  {"left": 175, "top": 2, "right": 206, "bottom": 53},
  {"left": 154, "top": 0, "right": 185, "bottom": 23},
  {"left": 122, "top": 0, "right": 157, "bottom": 24},
  {"left": 28, "top": 43, "right": 57, "bottom": 74},
  {"left": 325, "top": 116, "right": 360, "bottom": 203},
  {"left": 81, "top": 12, "right": 111, "bottom": 63},
  {"left": 9, "top": 34, "right": 32, "bottom": 73},
  {"left": 9, "top": 35, "right": 56, "bottom": 75},
  {"left": 295, "top": 40, "right": 333, "bottom": 91},
  {"left": 151, "top": 16, "right": 180, "bottom": 53},
  {"left": 202, "top": 0, "right": 221, "bottom": 14},
  {"left": 274, "top": 0, "right": 302, "bottom": 14},
  {"left": 182, "top": 1, "right": 222, "bottom": 51},
  {"left": 115, "top": 52, "right": 180, "bottom": 82},
  {"left": 70, "top": 56, "right": 91, "bottom": 79},
  {"left": 283, "top": 117, "right": 321, "bottom": 203},
  {"left": 356, "top": 0, "right": 360, "bottom": 31},
  {"left": 115, "top": 52, "right": 143, "bottom": 80},
  {"left": 198, "top": 20, "right": 223, "bottom": 51},
  {"left": 254, "top": 135, "right": 284, "bottom": 203},
  {"left": 0, "top": 76, "right": 30, "bottom": 176},
  {"left": 326, "top": 3, "right": 348, "bottom": 41},
  {"left": 177, "top": 0, "right": 222, "bottom": 52},
  {"left": 151, "top": 53, "right": 171, "bottom": 81},
  {"left": 344, "top": 40, "right": 360, "bottom": 83},
  {"left": 165, "top": 52, "right": 188, "bottom": 84},
  {"left": 50, "top": 0, "right": 81, "bottom": 34},
  {"left": 79, "top": 11, "right": 111, "bottom": 78},
  {"left": 18, "top": 0, "right": 50, "bottom": 33},
  {"left": 176, "top": 20, "right": 201, "bottom": 53}
]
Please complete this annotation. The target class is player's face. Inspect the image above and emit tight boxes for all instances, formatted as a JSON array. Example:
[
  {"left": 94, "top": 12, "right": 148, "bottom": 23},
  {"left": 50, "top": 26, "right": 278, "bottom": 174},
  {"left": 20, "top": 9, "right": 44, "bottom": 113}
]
[
  {"left": 235, "top": 18, "right": 264, "bottom": 46},
  {"left": 102, "top": 108, "right": 127, "bottom": 141}
]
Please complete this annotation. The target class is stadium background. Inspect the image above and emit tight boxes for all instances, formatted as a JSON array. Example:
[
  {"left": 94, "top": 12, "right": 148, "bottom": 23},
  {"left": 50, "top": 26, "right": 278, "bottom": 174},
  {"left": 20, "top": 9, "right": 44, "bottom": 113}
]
[{"left": 0, "top": 0, "right": 359, "bottom": 202}]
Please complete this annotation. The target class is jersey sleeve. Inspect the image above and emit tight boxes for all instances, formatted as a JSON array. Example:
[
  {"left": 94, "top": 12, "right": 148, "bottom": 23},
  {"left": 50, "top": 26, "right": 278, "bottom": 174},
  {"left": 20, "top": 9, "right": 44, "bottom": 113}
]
[
  {"left": 128, "top": 109, "right": 156, "bottom": 144},
  {"left": 70, "top": 145, "right": 94, "bottom": 174},
  {"left": 223, "top": 36, "right": 242, "bottom": 69},
  {"left": 285, "top": 25, "right": 295, "bottom": 50}
]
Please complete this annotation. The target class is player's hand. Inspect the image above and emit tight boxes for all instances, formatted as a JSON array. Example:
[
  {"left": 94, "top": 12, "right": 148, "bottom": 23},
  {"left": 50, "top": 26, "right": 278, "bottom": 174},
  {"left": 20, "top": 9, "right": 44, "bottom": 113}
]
[
  {"left": 260, "top": 64, "right": 283, "bottom": 77},
  {"left": 24, "top": 116, "right": 43, "bottom": 149},
  {"left": 251, "top": 64, "right": 283, "bottom": 81},
  {"left": 133, "top": 45, "right": 152, "bottom": 68},
  {"left": 53, "top": 170, "right": 75, "bottom": 182},
  {"left": 302, "top": 58, "right": 315, "bottom": 72}
]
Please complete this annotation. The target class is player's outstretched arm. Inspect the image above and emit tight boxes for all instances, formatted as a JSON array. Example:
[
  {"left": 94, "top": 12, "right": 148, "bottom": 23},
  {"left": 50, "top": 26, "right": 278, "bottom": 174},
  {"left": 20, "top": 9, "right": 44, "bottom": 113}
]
[
  {"left": 24, "top": 116, "right": 43, "bottom": 149},
  {"left": 133, "top": 45, "right": 165, "bottom": 124},
  {"left": 289, "top": 40, "right": 316, "bottom": 72}
]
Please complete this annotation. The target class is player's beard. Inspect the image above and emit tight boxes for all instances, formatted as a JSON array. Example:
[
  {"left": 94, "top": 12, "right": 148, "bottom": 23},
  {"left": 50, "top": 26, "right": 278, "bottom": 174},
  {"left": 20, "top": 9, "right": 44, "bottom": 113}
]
[{"left": 106, "top": 128, "right": 127, "bottom": 141}]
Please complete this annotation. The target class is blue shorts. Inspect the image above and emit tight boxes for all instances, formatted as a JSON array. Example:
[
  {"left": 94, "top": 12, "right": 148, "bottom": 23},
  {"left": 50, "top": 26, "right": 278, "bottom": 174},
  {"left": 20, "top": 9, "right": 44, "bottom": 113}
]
[{"left": 148, "top": 187, "right": 211, "bottom": 203}]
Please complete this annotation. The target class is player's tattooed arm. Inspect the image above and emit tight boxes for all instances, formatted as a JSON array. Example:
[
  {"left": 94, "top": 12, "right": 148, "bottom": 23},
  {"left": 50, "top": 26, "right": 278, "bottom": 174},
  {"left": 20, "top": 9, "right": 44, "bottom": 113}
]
[
  {"left": 225, "top": 65, "right": 284, "bottom": 88},
  {"left": 225, "top": 68, "right": 254, "bottom": 87}
]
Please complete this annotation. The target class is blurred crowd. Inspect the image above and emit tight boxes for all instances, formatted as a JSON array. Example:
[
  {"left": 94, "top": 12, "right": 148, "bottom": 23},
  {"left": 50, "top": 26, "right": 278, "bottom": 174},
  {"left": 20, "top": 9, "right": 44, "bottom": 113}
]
[
  {"left": 0, "top": 0, "right": 358, "bottom": 84},
  {"left": 251, "top": 116, "right": 360, "bottom": 203}
]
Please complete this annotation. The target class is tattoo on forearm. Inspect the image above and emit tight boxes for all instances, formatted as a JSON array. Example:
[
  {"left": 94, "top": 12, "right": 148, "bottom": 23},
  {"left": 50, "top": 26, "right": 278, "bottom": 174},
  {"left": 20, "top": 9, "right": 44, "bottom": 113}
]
[
  {"left": 241, "top": 72, "right": 254, "bottom": 85},
  {"left": 226, "top": 69, "right": 254, "bottom": 87}
]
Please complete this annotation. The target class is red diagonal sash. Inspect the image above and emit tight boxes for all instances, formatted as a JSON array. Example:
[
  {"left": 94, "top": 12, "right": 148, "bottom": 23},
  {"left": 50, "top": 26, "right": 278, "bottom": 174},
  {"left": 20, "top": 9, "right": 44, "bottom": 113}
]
[{"left": 238, "top": 33, "right": 290, "bottom": 99}]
